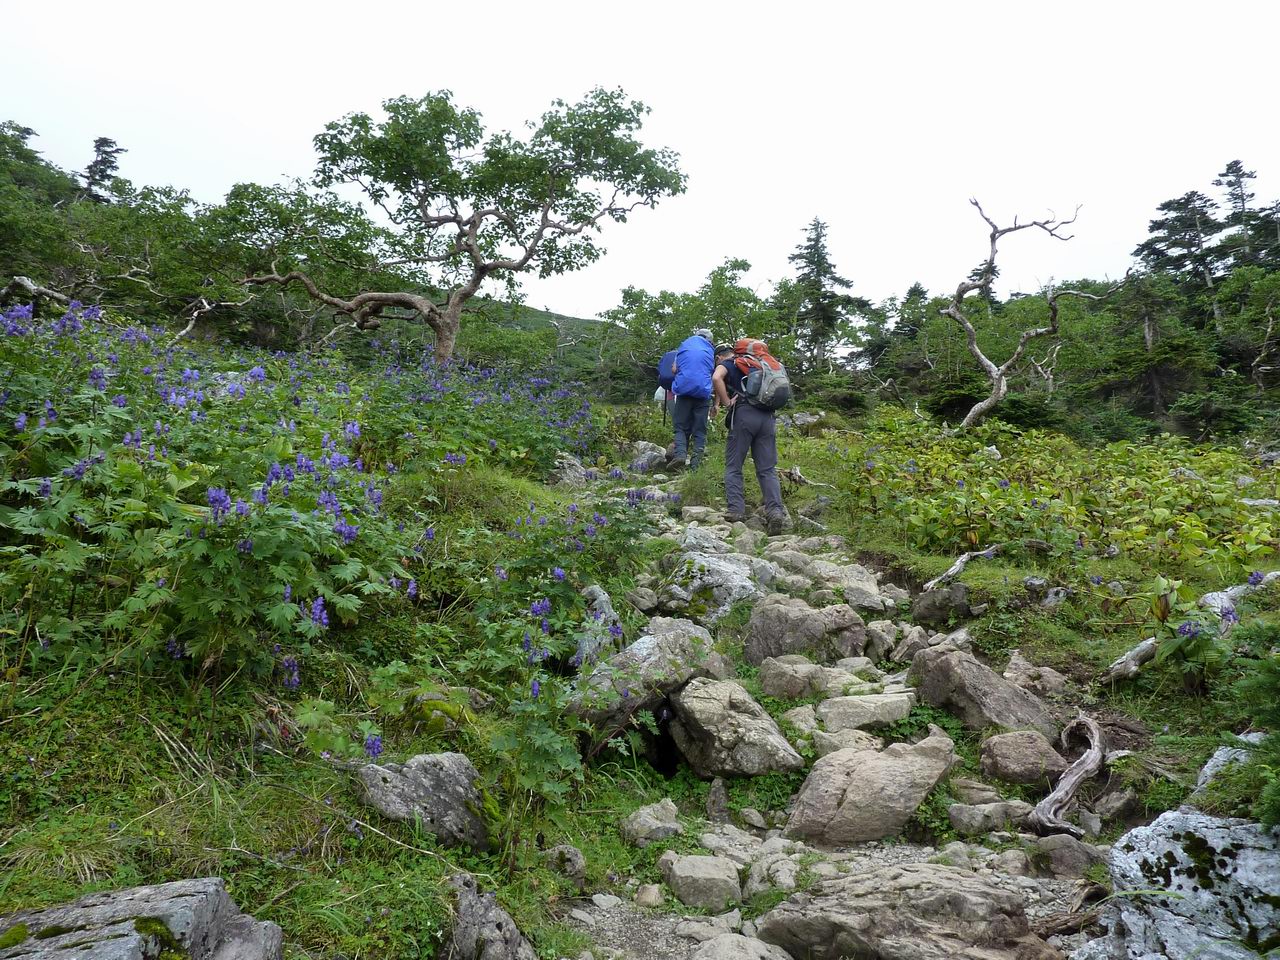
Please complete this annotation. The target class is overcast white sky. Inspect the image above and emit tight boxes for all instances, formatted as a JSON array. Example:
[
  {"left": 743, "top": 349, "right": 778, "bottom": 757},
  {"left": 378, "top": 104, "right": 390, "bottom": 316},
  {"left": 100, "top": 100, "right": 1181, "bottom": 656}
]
[{"left": 5, "top": 1, "right": 1277, "bottom": 319}]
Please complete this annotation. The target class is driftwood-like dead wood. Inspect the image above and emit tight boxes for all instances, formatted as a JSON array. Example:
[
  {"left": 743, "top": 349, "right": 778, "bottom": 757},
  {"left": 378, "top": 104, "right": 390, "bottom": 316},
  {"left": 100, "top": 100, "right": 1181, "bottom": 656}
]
[
  {"left": 1028, "top": 716, "right": 1106, "bottom": 837},
  {"left": 922, "top": 538, "right": 1053, "bottom": 592},
  {"left": 781, "top": 465, "right": 835, "bottom": 489},
  {"left": 1032, "top": 908, "right": 1102, "bottom": 939},
  {"left": 1, "top": 275, "right": 71, "bottom": 306},
  {"left": 1102, "top": 637, "right": 1158, "bottom": 683}
]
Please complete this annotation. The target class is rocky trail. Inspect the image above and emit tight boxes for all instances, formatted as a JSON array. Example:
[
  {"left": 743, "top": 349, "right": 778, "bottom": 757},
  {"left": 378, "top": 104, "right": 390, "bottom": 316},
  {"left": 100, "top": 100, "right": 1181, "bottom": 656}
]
[{"left": 3, "top": 442, "right": 1277, "bottom": 960}]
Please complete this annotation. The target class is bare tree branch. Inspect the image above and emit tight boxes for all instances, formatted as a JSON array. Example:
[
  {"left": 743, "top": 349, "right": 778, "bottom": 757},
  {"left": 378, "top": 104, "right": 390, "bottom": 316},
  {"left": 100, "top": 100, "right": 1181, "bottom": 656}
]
[
  {"left": 1, "top": 276, "right": 72, "bottom": 306},
  {"left": 1028, "top": 715, "right": 1106, "bottom": 837}
]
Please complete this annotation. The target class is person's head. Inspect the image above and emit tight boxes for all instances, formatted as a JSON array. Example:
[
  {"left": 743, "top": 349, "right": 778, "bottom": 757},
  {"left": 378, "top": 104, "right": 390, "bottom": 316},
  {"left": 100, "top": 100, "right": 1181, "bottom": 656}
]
[
  {"left": 693, "top": 328, "right": 713, "bottom": 344},
  {"left": 715, "top": 343, "right": 734, "bottom": 361}
]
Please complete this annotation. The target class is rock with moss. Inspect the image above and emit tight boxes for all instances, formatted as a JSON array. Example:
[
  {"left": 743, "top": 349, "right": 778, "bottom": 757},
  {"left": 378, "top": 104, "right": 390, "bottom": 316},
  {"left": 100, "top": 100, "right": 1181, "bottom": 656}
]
[
  {"left": 440, "top": 874, "right": 535, "bottom": 960},
  {"left": 1072, "top": 809, "right": 1280, "bottom": 960},
  {"left": 0, "top": 877, "right": 281, "bottom": 960},
  {"left": 911, "top": 647, "right": 1059, "bottom": 739},
  {"left": 355, "top": 751, "right": 490, "bottom": 851},
  {"left": 744, "top": 595, "right": 867, "bottom": 665},
  {"left": 621, "top": 798, "right": 683, "bottom": 847}
]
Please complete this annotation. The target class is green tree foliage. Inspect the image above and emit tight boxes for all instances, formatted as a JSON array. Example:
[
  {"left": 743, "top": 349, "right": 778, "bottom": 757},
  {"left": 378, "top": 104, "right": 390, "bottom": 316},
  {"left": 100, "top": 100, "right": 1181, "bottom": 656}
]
[
  {"left": 786, "top": 217, "right": 868, "bottom": 371},
  {"left": 235, "top": 88, "right": 685, "bottom": 360}
]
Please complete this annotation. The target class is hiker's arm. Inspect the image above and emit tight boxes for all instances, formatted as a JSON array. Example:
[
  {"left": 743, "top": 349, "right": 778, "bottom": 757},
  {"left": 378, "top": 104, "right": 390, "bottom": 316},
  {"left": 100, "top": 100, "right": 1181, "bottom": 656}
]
[{"left": 712, "top": 365, "right": 732, "bottom": 408}]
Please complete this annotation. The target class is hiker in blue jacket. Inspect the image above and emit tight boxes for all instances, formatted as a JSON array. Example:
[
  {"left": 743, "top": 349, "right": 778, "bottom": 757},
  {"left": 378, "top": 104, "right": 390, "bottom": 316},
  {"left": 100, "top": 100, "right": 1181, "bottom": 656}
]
[{"left": 668, "top": 328, "right": 715, "bottom": 470}]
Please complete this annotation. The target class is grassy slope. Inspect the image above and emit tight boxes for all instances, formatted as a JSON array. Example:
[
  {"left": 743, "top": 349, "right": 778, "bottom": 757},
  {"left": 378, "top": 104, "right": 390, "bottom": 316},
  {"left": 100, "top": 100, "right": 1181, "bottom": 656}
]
[{"left": 3, "top": 389, "right": 1275, "bottom": 958}]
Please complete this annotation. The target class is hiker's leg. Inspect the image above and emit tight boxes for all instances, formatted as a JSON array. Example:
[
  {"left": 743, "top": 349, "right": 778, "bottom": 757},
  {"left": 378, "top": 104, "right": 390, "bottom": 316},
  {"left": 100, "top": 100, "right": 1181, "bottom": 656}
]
[
  {"left": 672, "top": 396, "right": 691, "bottom": 460},
  {"left": 723, "top": 409, "right": 749, "bottom": 516},
  {"left": 747, "top": 406, "right": 785, "bottom": 517},
  {"left": 689, "top": 396, "right": 711, "bottom": 468}
]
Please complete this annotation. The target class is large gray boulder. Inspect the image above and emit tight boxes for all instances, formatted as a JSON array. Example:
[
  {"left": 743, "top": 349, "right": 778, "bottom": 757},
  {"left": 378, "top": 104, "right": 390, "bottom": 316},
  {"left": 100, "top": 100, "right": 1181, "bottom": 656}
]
[
  {"left": 947, "top": 800, "right": 1033, "bottom": 836},
  {"left": 758, "top": 655, "right": 873, "bottom": 700},
  {"left": 574, "top": 617, "right": 715, "bottom": 728},
  {"left": 1028, "top": 834, "right": 1105, "bottom": 879},
  {"left": 1192, "top": 732, "right": 1265, "bottom": 798},
  {"left": 631, "top": 440, "right": 668, "bottom": 473},
  {"left": 662, "top": 855, "right": 742, "bottom": 911},
  {"left": 912, "top": 647, "right": 1059, "bottom": 739},
  {"left": 0, "top": 878, "right": 281, "bottom": 960},
  {"left": 980, "top": 730, "right": 1068, "bottom": 786},
  {"left": 816, "top": 692, "right": 915, "bottom": 731},
  {"left": 670, "top": 678, "right": 804, "bottom": 778},
  {"left": 355, "top": 752, "right": 490, "bottom": 851},
  {"left": 910, "top": 582, "right": 970, "bottom": 626},
  {"left": 785, "top": 726, "right": 956, "bottom": 844},
  {"left": 439, "top": 873, "right": 535, "bottom": 960},
  {"left": 1003, "top": 650, "right": 1069, "bottom": 698},
  {"left": 744, "top": 594, "right": 866, "bottom": 665},
  {"left": 756, "top": 863, "right": 1059, "bottom": 960},
  {"left": 1073, "top": 810, "right": 1280, "bottom": 960}
]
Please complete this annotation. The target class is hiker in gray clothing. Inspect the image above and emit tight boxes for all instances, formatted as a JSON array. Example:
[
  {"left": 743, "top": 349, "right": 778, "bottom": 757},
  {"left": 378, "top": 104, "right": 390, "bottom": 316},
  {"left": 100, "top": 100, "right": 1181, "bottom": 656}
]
[{"left": 711, "top": 343, "right": 785, "bottom": 535}]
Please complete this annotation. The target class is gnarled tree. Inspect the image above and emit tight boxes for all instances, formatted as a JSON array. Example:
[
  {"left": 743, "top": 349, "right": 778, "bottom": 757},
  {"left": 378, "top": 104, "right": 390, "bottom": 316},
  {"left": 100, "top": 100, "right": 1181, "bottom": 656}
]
[
  {"left": 943, "top": 200, "right": 1114, "bottom": 429},
  {"left": 240, "top": 88, "right": 685, "bottom": 360}
]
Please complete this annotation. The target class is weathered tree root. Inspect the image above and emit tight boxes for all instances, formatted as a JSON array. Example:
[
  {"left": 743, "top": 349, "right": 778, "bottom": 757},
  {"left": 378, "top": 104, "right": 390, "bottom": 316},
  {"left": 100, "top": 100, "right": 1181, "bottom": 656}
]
[
  {"left": 922, "top": 538, "right": 1052, "bottom": 592},
  {"left": 1102, "top": 637, "right": 1158, "bottom": 683},
  {"left": 1028, "top": 715, "right": 1105, "bottom": 837}
]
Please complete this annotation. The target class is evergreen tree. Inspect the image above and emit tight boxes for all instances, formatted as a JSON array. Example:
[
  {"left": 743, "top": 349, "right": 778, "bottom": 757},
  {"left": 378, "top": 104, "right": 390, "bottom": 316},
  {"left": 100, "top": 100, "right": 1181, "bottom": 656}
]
[
  {"left": 1133, "top": 191, "right": 1223, "bottom": 326},
  {"left": 787, "top": 217, "right": 864, "bottom": 370},
  {"left": 83, "top": 137, "right": 126, "bottom": 202}
]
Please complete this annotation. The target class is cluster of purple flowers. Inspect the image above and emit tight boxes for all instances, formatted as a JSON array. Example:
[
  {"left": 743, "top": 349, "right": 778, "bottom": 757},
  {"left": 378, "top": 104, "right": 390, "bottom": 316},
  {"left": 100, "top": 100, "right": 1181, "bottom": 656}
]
[
  {"left": 530, "top": 598, "right": 551, "bottom": 617},
  {"left": 62, "top": 453, "right": 106, "bottom": 480},
  {"left": 363, "top": 734, "right": 382, "bottom": 759},
  {"left": 1248, "top": 571, "right": 1266, "bottom": 586},
  {"left": 207, "top": 487, "right": 234, "bottom": 523},
  {"left": 334, "top": 517, "right": 359, "bottom": 545},
  {"left": 280, "top": 656, "right": 301, "bottom": 689},
  {"left": 311, "top": 596, "right": 329, "bottom": 628},
  {"left": 443, "top": 452, "right": 467, "bottom": 466}
]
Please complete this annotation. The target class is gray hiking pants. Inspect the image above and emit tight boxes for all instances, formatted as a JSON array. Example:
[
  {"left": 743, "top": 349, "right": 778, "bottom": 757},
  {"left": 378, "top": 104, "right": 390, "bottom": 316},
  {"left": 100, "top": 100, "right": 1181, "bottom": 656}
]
[
  {"left": 724, "top": 402, "right": 784, "bottom": 517},
  {"left": 673, "top": 394, "right": 711, "bottom": 466}
]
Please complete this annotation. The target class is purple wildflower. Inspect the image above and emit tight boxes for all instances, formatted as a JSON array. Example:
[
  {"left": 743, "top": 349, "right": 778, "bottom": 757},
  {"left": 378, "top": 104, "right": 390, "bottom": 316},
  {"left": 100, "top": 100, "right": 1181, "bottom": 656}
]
[
  {"left": 1248, "top": 571, "right": 1265, "bottom": 587},
  {"left": 311, "top": 596, "right": 329, "bottom": 628},
  {"left": 553, "top": 567, "right": 565, "bottom": 582},
  {"left": 281, "top": 656, "right": 301, "bottom": 689},
  {"left": 407, "top": 579, "right": 417, "bottom": 598},
  {"left": 495, "top": 565, "right": 508, "bottom": 581},
  {"left": 531, "top": 679, "right": 541, "bottom": 699}
]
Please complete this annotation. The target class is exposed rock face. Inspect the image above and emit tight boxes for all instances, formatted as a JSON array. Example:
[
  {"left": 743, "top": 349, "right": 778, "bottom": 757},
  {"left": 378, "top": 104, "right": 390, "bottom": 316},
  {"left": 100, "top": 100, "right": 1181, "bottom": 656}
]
[
  {"left": 0, "top": 878, "right": 281, "bottom": 960},
  {"left": 355, "top": 752, "right": 490, "bottom": 851},
  {"left": 744, "top": 594, "right": 866, "bottom": 665},
  {"left": 574, "top": 617, "right": 715, "bottom": 728},
  {"left": 440, "top": 873, "right": 535, "bottom": 960},
  {"left": 913, "top": 647, "right": 1059, "bottom": 739},
  {"left": 947, "top": 800, "right": 1033, "bottom": 835},
  {"left": 756, "top": 863, "right": 1060, "bottom": 960},
  {"left": 981, "top": 730, "right": 1068, "bottom": 786},
  {"left": 550, "top": 451, "right": 590, "bottom": 487},
  {"left": 621, "top": 798, "right": 683, "bottom": 847},
  {"left": 662, "top": 855, "right": 743, "bottom": 911},
  {"left": 812, "top": 728, "right": 884, "bottom": 757},
  {"left": 693, "top": 934, "right": 792, "bottom": 960},
  {"left": 816, "top": 692, "right": 916, "bottom": 731},
  {"left": 670, "top": 678, "right": 804, "bottom": 778},
  {"left": 911, "top": 582, "right": 970, "bottom": 626},
  {"left": 1192, "top": 732, "right": 1265, "bottom": 797},
  {"left": 1073, "top": 810, "right": 1280, "bottom": 960},
  {"left": 785, "top": 726, "right": 956, "bottom": 844}
]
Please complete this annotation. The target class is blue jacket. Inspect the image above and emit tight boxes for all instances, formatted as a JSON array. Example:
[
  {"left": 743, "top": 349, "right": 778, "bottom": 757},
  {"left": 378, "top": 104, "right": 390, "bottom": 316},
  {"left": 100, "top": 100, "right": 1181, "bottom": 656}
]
[{"left": 672, "top": 336, "right": 714, "bottom": 399}]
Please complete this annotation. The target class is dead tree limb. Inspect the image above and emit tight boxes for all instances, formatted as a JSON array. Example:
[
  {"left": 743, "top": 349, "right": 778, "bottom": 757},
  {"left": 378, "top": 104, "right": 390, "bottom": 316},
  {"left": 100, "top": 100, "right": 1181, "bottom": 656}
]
[
  {"left": 170, "top": 295, "right": 254, "bottom": 345},
  {"left": 1029, "top": 715, "right": 1106, "bottom": 837},
  {"left": 1102, "top": 638, "right": 1158, "bottom": 683},
  {"left": 923, "top": 545, "right": 1004, "bottom": 591},
  {"left": 1, "top": 276, "right": 71, "bottom": 307}
]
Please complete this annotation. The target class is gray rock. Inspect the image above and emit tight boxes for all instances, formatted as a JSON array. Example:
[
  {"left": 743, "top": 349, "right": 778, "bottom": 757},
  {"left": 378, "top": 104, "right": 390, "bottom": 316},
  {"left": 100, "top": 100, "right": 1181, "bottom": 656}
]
[
  {"left": 812, "top": 728, "right": 884, "bottom": 758},
  {"left": 666, "top": 540, "right": 781, "bottom": 624},
  {"left": 910, "top": 582, "right": 970, "bottom": 626},
  {"left": 779, "top": 704, "right": 818, "bottom": 736},
  {"left": 1002, "top": 650, "right": 1069, "bottom": 698},
  {"left": 950, "top": 777, "right": 1004, "bottom": 805},
  {"left": 0, "top": 878, "right": 280, "bottom": 960},
  {"left": 990, "top": 849, "right": 1033, "bottom": 876},
  {"left": 1075, "top": 810, "right": 1280, "bottom": 960},
  {"left": 743, "top": 595, "right": 866, "bottom": 665},
  {"left": 947, "top": 800, "right": 1033, "bottom": 835},
  {"left": 569, "top": 908, "right": 596, "bottom": 928},
  {"left": 663, "top": 856, "right": 742, "bottom": 911},
  {"left": 865, "top": 621, "right": 899, "bottom": 661},
  {"left": 1092, "top": 787, "right": 1139, "bottom": 822},
  {"left": 706, "top": 777, "right": 730, "bottom": 823},
  {"left": 1029, "top": 834, "right": 1104, "bottom": 879},
  {"left": 932, "top": 839, "right": 975, "bottom": 869},
  {"left": 574, "top": 584, "right": 623, "bottom": 666},
  {"left": 692, "top": 934, "right": 792, "bottom": 960},
  {"left": 698, "top": 824, "right": 764, "bottom": 867},
  {"left": 634, "top": 884, "right": 664, "bottom": 908},
  {"left": 551, "top": 451, "right": 590, "bottom": 487},
  {"left": 739, "top": 807, "right": 768, "bottom": 830},
  {"left": 834, "top": 656, "right": 884, "bottom": 680},
  {"left": 805, "top": 559, "right": 889, "bottom": 611},
  {"left": 912, "top": 647, "right": 1059, "bottom": 739},
  {"left": 980, "top": 730, "right": 1068, "bottom": 786},
  {"left": 1192, "top": 732, "right": 1265, "bottom": 797},
  {"left": 621, "top": 798, "right": 682, "bottom": 847},
  {"left": 625, "top": 587, "right": 659, "bottom": 613},
  {"left": 785, "top": 726, "right": 956, "bottom": 844},
  {"left": 890, "top": 624, "right": 932, "bottom": 662},
  {"left": 591, "top": 893, "right": 622, "bottom": 910},
  {"left": 355, "top": 752, "right": 490, "bottom": 850},
  {"left": 440, "top": 873, "right": 536, "bottom": 960},
  {"left": 574, "top": 617, "right": 716, "bottom": 728},
  {"left": 670, "top": 679, "right": 804, "bottom": 778},
  {"left": 815, "top": 692, "right": 915, "bottom": 731},
  {"left": 542, "top": 845, "right": 586, "bottom": 889},
  {"left": 631, "top": 441, "right": 668, "bottom": 473},
  {"left": 756, "top": 863, "right": 1059, "bottom": 960}
]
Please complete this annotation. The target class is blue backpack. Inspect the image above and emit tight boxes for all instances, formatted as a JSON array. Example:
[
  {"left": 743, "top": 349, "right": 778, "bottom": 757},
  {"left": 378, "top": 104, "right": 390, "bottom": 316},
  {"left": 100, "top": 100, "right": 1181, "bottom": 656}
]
[{"left": 657, "top": 349, "right": 678, "bottom": 390}]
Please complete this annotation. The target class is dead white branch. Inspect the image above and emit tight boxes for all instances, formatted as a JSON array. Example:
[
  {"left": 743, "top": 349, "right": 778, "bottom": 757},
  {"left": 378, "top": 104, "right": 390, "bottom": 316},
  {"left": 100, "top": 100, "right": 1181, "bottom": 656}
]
[
  {"left": 1, "top": 276, "right": 71, "bottom": 306},
  {"left": 1028, "top": 715, "right": 1106, "bottom": 837},
  {"left": 923, "top": 545, "right": 1004, "bottom": 591}
]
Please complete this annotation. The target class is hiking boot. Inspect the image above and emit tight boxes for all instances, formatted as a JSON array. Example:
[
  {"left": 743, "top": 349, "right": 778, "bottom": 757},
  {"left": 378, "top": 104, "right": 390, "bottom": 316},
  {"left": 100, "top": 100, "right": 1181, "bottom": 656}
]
[
  {"left": 766, "top": 513, "right": 785, "bottom": 536},
  {"left": 665, "top": 456, "right": 686, "bottom": 472},
  {"left": 724, "top": 512, "right": 746, "bottom": 524}
]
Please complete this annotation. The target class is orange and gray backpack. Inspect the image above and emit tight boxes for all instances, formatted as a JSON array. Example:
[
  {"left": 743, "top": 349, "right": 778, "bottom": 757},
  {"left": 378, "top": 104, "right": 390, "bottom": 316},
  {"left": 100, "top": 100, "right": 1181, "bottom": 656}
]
[{"left": 733, "top": 338, "right": 792, "bottom": 411}]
